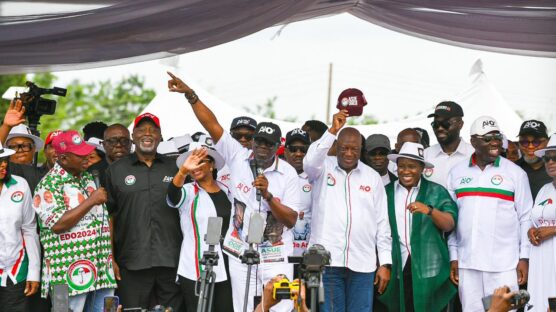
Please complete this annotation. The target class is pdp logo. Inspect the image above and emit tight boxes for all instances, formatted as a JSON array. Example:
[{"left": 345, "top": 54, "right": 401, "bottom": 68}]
[
  {"left": 491, "top": 175, "right": 503, "bottom": 185},
  {"left": 327, "top": 173, "right": 336, "bottom": 186},
  {"left": 11, "top": 191, "right": 24, "bottom": 203},
  {"left": 302, "top": 184, "right": 312, "bottom": 192},
  {"left": 258, "top": 126, "right": 275, "bottom": 134},
  {"left": 482, "top": 120, "right": 497, "bottom": 128},
  {"left": 124, "top": 175, "right": 136, "bottom": 185},
  {"left": 424, "top": 168, "right": 434, "bottom": 177},
  {"left": 340, "top": 96, "right": 358, "bottom": 107},
  {"left": 66, "top": 259, "right": 97, "bottom": 291},
  {"left": 72, "top": 135, "right": 82, "bottom": 145}
]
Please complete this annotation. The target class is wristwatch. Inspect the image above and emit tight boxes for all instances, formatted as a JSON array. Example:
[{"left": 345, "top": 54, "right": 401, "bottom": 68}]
[
  {"left": 264, "top": 192, "right": 274, "bottom": 202},
  {"left": 427, "top": 205, "right": 434, "bottom": 216},
  {"left": 184, "top": 90, "right": 199, "bottom": 104}
]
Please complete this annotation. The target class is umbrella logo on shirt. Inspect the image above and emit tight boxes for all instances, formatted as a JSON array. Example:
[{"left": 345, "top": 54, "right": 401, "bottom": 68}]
[
  {"left": 423, "top": 168, "right": 433, "bottom": 177},
  {"left": 491, "top": 175, "right": 503, "bottom": 185},
  {"left": 105, "top": 255, "right": 116, "bottom": 284},
  {"left": 124, "top": 175, "right": 136, "bottom": 185},
  {"left": 539, "top": 198, "right": 553, "bottom": 206},
  {"left": 66, "top": 259, "right": 97, "bottom": 291},
  {"left": 11, "top": 191, "right": 24, "bottom": 203},
  {"left": 302, "top": 184, "right": 312, "bottom": 192},
  {"left": 327, "top": 173, "right": 336, "bottom": 186}
]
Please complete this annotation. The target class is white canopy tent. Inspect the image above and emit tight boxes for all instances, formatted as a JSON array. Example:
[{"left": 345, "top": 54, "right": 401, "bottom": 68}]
[{"left": 141, "top": 60, "right": 523, "bottom": 145}]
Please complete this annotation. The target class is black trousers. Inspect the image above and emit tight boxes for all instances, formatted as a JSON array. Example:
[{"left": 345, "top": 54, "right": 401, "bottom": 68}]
[
  {"left": 178, "top": 276, "right": 233, "bottom": 312},
  {"left": 0, "top": 279, "right": 27, "bottom": 312},
  {"left": 117, "top": 266, "right": 184, "bottom": 312}
]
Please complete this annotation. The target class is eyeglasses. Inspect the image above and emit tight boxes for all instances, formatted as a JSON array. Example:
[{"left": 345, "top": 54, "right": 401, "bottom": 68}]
[
  {"left": 286, "top": 145, "right": 308, "bottom": 153},
  {"left": 104, "top": 137, "right": 131, "bottom": 146},
  {"left": 474, "top": 133, "right": 503, "bottom": 143},
  {"left": 431, "top": 119, "right": 459, "bottom": 130},
  {"left": 254, "top": 138, "right": 276, "bottom": 148},
  {"left": 7, "top": 143, "right": 34, "bottom": 152},
  {"left": 231, "top": 132, "right": 253, "bottom": 141},
  {"left": 519, "top": 138, "right": 546, "bottom": 148},
  {"left": 543, "top": 155, "right": 556, "bottom": 163}
]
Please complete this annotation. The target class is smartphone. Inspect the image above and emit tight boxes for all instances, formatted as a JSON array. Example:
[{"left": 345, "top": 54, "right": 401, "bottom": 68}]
[
  {"left": 104, "top": 296, "right": 119, "bottom": 312},
  {"left": 52, "top": 284, "right": 69, "bottom": 312},
  {"left": 548, "top": 297, "right": 556, "bottom": 312}
]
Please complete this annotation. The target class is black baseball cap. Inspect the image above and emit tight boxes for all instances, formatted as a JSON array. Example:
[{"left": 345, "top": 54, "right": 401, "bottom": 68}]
[
  {"left": 253, "top": 122, "right": 282, "bottom": 145},
  {"left": 518, "top": 120, "right": 548, "bottom": 138},
  {"left": 230, "top": 116, "right": 257, "bottom": 131},
  {"left": 285, "top": 128, "right": 310, "bottom": 146},
  {"left": 427, "top": 101, "right": 464, "bottom": 118}
]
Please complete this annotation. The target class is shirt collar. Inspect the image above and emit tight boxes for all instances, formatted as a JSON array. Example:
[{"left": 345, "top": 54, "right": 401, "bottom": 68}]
[
  {"left": 394, "top": 178, "right": 422, "bottom": 192},
  {"left": 130, "top": 152, "right": 164, "bottom": 165},
  {"left": 4, "top": 176, "right": 17, "bottom": 188},
  {"left": 334, "top": 160, "right": 362, "bottom": 174},
  {"left": 248, "top": 153, "right": 284, "bottom": 175},
  {"left": 469, "top": 154, "right": 501, "bottom": 167},
  {"left": 299, "top": 172, "right": 308, "bottom": 179},
  {"left": 434, "top": 138, "right": 468, "bottom": 156}
]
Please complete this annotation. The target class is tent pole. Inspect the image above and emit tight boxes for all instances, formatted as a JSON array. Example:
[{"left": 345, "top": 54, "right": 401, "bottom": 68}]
[{"left": 326, "top": 62, "right": 333, "bottom": 124}]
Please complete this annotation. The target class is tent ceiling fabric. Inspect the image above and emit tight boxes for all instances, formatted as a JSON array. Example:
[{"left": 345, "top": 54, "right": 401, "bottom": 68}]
[{"left": 1, "top": 0, "right": 555, "bottom": 74}]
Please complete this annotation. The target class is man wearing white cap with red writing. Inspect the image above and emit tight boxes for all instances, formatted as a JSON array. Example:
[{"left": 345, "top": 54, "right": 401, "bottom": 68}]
[{"left": 447, "top": 116, "right": 533, "bottom": 311}]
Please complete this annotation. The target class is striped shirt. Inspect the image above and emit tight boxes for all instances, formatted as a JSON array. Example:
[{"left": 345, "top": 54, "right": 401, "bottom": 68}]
[{"left": 447, "top": 155, "right": 533, "bottom": 272}]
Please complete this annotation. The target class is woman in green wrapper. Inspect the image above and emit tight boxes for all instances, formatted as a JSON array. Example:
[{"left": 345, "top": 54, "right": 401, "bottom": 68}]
[{"left": 378, "top": 142, "right": 458, "bottom": 312}]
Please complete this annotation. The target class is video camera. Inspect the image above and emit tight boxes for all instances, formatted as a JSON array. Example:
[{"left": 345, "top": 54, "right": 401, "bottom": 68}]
[
  {"left": 19, "top": 81, "right": 66, "bottom": 130},
  {"left": 273, "top": 278, "right": 300, "bottom": 301},
  {"left": 482, "top": 289, "right": 531, "bottom": 311}
]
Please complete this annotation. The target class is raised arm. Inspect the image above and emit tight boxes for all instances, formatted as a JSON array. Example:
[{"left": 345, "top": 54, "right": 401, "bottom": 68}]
[
  {"left": 0, "top": 99, "right": 26, "bottom": 144},
  {"left": 167, "top": 72, "right": 224, "bottom": 142}
]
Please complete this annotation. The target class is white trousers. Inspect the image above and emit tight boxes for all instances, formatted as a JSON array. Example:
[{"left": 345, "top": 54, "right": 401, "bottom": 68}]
[
  {"left": 228, "top": 257, "right": 294, "bottom": 312},
  {"left": 458, "top": 268, "right": 518, "bottom": 312}
]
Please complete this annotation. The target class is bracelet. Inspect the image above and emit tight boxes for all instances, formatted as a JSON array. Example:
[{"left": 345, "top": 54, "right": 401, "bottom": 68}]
[
  {"left": 184, "top": 90, "right": 199, "bottom": 105},
  {"left": 264, "top": 192, "right": 273, "bottom": 202},
  {"left": 427, "top": 205, "right": 434, "bottom": 216}
]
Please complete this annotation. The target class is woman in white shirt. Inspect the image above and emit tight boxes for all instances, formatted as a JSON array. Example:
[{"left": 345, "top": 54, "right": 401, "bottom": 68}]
[
  {"left": 0, "top": 143, "right": 40, "bottom": 311},
  {"left": 527, "top": 135, "right": 556, "bottom": 312},
  {"left": 167, "top": 142, "right": 233, "bottom": 312}
]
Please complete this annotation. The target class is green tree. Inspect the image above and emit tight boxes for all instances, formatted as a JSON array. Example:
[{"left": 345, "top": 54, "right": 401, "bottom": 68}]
[{"left": 347, "top": 114, "right": 379, "bottom": 125}]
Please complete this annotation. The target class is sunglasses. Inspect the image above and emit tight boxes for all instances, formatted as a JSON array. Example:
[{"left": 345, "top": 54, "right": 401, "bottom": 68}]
[
  {"left": 231, "top": 132, "right": 253, "bottom": 141},
  {"left": 431, "top": 119, "right": 459, "bottom": 130},
  {"left": 519, "top": 138, "right": 546, "bottom": 148},
  {"left": 7, "top": 143, "right": 34, "bottom": 152},
  {"left": 104, "top": 137, "right": 131, "bottom": 146},
  {"left": 543, "top": 155, "right": 556, "bottom": 163},
  {"left": 287, "top": 145, "right": 308, "bottom": 153},
  {"left": 474, "top": 133, "right": 504, "bottom": 143}
]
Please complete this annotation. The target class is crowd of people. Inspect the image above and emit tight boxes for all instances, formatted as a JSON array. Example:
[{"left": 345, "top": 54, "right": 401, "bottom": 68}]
[{"left": 0, "top": 71, "right": 554, "bottom": 312}]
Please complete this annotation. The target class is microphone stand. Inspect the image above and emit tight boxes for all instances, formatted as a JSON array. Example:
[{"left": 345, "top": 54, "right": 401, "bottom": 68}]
[
  {"left": 241, "top": 242, "right": 260, "bottom": 312},
  {"left": 196, "top": 245, "right": 219, "bottom": 312}
]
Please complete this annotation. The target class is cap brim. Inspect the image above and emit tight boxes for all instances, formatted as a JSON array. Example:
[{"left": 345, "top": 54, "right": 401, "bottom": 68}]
[
  {"left": 7, "top": 133, "right": 44, "bottom": 150},
  {"left": 70, "top": 143, "right": 96, "bottom": 156},
  {"left": 134, "top": 117, "right": 160, "bottom": 129},
  {"left": 365, "top": 144, "right": 391, "bottom": 152},
  {"left": 176, "top": 148, "right": 225, "bottom": 171},
  {"left": 0, "top": 148, "right": 16, "bottom": 158},
  {"left": 387, "top": 154, "right": 434, "bottom": 169},
  {"left": 518, "top": 129, "right": 548, "bottom": 138},
  {"left": 534, "top": 146, "right": 556, "bottom": 158},
  {"left": 253, "top": 134, "right": 280, "bottom": 145}
]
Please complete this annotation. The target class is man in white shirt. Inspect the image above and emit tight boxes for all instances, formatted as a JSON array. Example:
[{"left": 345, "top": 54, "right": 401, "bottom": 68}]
[
  {"left": 424, "top": 101, "right": 474, "bottom": 187},
  {"left": 447, "top": 116, "right": 533, "bottom": 312},
  {"left": 168, "top": 72, "right": 301, "bottom": 312},
  {"left": 304, "top": 110, "right": 392, "bottom": 312}
]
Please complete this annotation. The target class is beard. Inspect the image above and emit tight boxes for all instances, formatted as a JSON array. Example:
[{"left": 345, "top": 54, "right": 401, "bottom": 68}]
[{"left": 523, "top": 154, "right": 541, "bottom": 164}]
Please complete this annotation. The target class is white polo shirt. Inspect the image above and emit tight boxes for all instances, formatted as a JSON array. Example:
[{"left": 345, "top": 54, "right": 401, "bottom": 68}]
[
  {"left": 304, "top": 131, "right": 392, "bottom": 273},
  {"left": 0, "top": 175, "right": 40, "bottom": 286},
  {"left": 292, "top": 172, "right": 312, "bottom": 255},
  {"left": 167, "top": 182, "right": 230, "bottom": 282},
  {"left": 447, "top": 155, "right": 533, "bottom": 272},
  {"left": 424, "top": 139, "right": 474, "bottom": 187},
  {"left": 393, "top": 180, "right": 420, "bottom": 268},
  {"left": 215, "top": 132, "right": 301, "bottom": 262}
]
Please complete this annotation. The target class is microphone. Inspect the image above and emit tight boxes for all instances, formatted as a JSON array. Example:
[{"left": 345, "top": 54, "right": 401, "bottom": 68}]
[
  {"left": 91, "top": 169, "right": 101, "bottom": 190},
  {"left": 246, "top": 212, "right": 264, "bottom": 244},
  {"left": 205, "top": 217, "right": 223, "bottom": 246},
  {"left": 249, "top": 159, "right": 262, "bottom": 201}
]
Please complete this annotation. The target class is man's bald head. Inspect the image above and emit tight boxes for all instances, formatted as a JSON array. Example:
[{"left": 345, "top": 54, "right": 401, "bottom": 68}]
[
  {"left": 337, "top": 127, "right": 361, "bottom": 173},
  {"left": 395, "top": 128, "right": 421, "bottom": 152}
]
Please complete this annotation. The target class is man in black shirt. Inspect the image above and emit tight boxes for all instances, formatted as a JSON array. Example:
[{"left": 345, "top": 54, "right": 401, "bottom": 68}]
[
  {"left": 106, "top": 113, "right": 183, "bottom": 311},
  {"left": 516, "top": 120, "right": 551, "bottom": 199}
]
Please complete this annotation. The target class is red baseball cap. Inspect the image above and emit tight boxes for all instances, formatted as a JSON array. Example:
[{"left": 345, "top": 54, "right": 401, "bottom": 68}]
[
  {"left": 336, "top": 88, "right": 367, "bottom": 117},
  {"left": 52, "top": 130, "right": 95, "bottom": 156},
  {"left": 134, "top": 112, "right": 161, "bottom": 130},
  {"left": 44, "top": 130, "right": 62, "bottom": 146}
]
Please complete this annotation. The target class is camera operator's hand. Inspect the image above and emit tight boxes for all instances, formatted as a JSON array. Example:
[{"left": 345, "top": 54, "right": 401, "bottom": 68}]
[
  {"left": 488, "top": 286, "right": 515, "bottom": 312},
  {"left": 374, "top": 264, "right": 391, "bottom": 294},
  {"left": 88, "top": 188, "right": 108, "bottom": 206},
  {"left": 450, "top": 260, "right": 459, "bottom": 285},
  {"left": 254, "top": 275, "right": 285, "bottom": 312},
  {"left": 167, "top": 72, "right": 193, "bottom": 94},
  {"left": 3, "top": 99, "right": 26, "bottom": 128},
  {"left": 291, "top": 279, "right": 309, "bottom": 312}
]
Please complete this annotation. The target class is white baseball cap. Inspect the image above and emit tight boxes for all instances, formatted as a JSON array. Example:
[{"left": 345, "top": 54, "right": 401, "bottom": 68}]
[
  {"left": 0, "top": 142, "right": 15, "bottom": 158},
  {"left": 176, "top": 141, "right": 225, "bottom": 170},
  {"left": 6, "top": 124, "right": 44, "bottom": 150},
  {"left": 470, "top": 116, "right": 500, "bottom": 136},
  {"left": 534, "top": 134, "right": 556, "bottom": 158}
]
